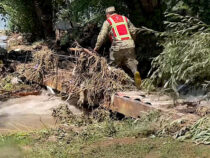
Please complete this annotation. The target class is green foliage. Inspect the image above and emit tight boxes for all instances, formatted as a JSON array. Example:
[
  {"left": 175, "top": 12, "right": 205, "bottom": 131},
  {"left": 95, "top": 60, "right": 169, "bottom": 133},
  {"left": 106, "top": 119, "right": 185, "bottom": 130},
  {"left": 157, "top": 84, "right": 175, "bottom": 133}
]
[
  {"left": 1, "top": 0, "right": 209, "bottom": 35},
  {"left": 165, "top": 0, "right": 210, "bottom": 24},
  {"left": 141, "top": 79, "right": 156, "bottom": 92},
  {"left": 59, "top": 0, "right": 127, "bottom": 25},
  {"left": 60, "top": 32, "right": 70, "bottom": 46},
  {"left": 149, "top": 13, "right": 210, "bottom": 93},
  {"left": 0, "top": 0, "right": 37, "bottom": 33},
  {"left": 52, "top": 0, "right": 72, "bottom": 21},
  {"left": 103, "top": 120, "right": 117, "bottom": 137},
  {"left": 54, "top": 0, "right": 165, "bottom": 30},
  {"left": 178, "top": 116, "right": 210, "bottom": 145},
  {"left": 2, "top": 112, "right": 210, "bottom": 157},
  {"left": 150, "top": 32, "right": 210, "bottom": 92},
  {"left": 163, "top": 12, "right": 210, "bottom": 35}
]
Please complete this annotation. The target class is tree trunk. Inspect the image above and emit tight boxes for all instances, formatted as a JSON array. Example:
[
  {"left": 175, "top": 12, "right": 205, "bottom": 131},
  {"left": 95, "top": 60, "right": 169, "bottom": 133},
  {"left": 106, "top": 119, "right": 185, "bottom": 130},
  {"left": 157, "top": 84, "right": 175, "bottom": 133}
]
[{"left": 33, "top": 0, "right": 53, "bottom": 38}]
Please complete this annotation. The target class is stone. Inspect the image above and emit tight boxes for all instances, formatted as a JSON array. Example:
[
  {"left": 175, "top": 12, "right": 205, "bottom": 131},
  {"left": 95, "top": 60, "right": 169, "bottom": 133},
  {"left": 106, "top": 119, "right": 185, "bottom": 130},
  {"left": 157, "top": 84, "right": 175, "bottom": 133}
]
[{"left": 11, "top": 77, "right": 21, "bottom": 85}]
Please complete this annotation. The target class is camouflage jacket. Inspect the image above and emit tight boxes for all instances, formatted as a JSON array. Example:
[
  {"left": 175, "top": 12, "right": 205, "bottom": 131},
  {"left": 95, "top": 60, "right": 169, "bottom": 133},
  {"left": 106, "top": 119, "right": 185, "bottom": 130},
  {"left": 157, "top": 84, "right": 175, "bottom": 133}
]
[{"left": 95, "top": 15, "right": 138, "bottom": 50}]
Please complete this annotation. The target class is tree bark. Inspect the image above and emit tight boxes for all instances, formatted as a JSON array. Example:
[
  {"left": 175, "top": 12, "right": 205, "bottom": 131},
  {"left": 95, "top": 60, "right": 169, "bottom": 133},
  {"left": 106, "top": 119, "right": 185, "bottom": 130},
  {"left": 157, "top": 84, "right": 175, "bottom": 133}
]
[{"left": 33, "top": 0, "right": 54, "bottom": 38}]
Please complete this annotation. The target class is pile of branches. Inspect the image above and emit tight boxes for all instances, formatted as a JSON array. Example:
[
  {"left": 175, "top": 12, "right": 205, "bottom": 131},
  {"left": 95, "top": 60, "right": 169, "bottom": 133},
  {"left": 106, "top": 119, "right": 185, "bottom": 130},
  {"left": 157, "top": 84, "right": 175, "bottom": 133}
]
[
  {"left": 17, "top": 47, "right": 58, "bottom": 83},
  {"left": 67, "top": 49, "right": 136, "bottom": 107},
  {"left": 18, "top": 45, "right": 136, "bottom": 107}
]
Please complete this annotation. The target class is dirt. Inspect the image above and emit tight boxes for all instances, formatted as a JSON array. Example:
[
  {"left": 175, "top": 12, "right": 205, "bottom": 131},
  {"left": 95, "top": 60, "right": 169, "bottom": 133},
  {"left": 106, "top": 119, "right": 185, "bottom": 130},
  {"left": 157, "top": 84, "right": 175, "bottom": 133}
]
[
  {"left": 0, "top": 146, "right": 23, "bottom": 158},
  {"left": 144, "top": 152, "right": 160, "bottom": 158},
  {"left": 80, "top": 137, "right": 210, "bottom": 158},
  {"left": 92, "top": 137, "right": 138, "bottom": 148}
]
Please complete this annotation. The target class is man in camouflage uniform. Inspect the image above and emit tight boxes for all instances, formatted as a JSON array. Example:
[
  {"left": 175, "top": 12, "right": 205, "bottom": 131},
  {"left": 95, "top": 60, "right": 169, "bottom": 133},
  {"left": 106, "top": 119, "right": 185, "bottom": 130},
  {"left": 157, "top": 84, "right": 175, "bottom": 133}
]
[{"left": 94, "top": 6, "right": 141, "bottom": 88}]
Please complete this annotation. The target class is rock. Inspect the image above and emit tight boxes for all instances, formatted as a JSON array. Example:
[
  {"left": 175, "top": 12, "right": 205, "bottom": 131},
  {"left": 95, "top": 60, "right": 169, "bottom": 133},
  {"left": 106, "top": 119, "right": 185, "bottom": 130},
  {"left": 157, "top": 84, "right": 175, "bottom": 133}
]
[{"left": 11, "top": 77, "right": 21, "bottom": 85}]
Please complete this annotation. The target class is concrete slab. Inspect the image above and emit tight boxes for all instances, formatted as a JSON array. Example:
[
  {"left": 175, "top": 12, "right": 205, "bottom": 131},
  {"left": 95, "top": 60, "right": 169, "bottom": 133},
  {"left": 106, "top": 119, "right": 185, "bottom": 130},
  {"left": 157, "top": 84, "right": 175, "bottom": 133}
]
[{"left": 110, "top": 91, "right": 201, "bottom": 121}]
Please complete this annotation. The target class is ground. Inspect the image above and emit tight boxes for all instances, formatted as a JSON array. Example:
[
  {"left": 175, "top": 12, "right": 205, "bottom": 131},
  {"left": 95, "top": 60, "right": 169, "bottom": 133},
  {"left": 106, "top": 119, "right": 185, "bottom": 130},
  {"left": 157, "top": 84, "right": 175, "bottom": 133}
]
[
  {"left": 0, "top": 33, "right": 210, "bottom": 158},
  {"left": 0, "top": 133, "right": 210, "bottom": 158},
  {"left": 0, "top": 110, "right": 210, "bottom": 158}
]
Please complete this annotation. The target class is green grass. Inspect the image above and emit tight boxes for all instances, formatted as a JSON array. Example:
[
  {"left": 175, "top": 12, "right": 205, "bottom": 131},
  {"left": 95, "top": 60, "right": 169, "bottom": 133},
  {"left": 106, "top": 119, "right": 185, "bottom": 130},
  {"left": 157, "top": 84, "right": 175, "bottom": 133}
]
[
  {"left": 0, "top": 133, "right": 31, "bottom": 158},
  {"left": 79, "top": 138, "right": 210, "bottom": 158},
  {"left": 0, "top": 112, "right": 209, "bottom": 158},
  {"left": 0, "top": 134, "right": 210, "bottom": 158}
]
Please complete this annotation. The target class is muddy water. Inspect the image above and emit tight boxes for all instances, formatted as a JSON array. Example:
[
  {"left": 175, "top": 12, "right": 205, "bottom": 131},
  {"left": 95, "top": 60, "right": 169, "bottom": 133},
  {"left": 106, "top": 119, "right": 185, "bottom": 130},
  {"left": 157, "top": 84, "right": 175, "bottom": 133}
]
[
  {"left": 0, "top": 92, "right": 81, "bottom": 133},
  {"left": 1, "top": 34, "right": 81, "bottom": 133}
]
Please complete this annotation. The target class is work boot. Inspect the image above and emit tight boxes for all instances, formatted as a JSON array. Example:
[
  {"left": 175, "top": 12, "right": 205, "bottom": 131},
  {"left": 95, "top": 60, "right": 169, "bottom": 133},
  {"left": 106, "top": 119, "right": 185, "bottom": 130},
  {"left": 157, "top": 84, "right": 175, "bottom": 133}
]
[{"left": 134, "top": 71, "right": 141, "bottom": 89}]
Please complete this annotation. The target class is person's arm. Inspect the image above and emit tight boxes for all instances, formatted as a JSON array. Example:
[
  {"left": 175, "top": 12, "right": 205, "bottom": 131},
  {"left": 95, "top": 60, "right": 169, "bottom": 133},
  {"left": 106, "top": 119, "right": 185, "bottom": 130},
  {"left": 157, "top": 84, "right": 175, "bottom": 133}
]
[
  {"left": 127, "top": 19, "right": 137, "bottom": 30},
  {"left": 94, "top": 21, "right": 110, "bottom": 51},
  {"left": 127, "top": 19, "right": 138, "bottom": 40}
]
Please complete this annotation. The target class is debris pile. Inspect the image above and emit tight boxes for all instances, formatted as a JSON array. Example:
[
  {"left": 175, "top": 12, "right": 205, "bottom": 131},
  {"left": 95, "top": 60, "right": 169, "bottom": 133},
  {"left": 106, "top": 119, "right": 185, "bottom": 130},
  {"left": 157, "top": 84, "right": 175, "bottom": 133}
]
[
  {"left": 17, "top": 47, "right": 58, "bottom": 83},
  {"left": 16, "top": 44, "right": 136, "bottom": 108},
  {"left": 0, "top": 73, "right": 41, "bottom": 101},
  {"left": 67, "top": 49, "right": 136, "bottom": 107},
  {"left": 177, "top": 116, "right": 210, "bottom": 145}
]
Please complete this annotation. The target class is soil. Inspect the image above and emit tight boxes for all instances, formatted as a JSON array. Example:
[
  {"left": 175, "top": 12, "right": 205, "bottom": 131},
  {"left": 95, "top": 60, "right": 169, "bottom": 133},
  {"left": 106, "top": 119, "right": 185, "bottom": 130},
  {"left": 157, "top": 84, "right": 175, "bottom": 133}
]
[{"left": 92, "top": 137, "right": 138, "bottom": 148}]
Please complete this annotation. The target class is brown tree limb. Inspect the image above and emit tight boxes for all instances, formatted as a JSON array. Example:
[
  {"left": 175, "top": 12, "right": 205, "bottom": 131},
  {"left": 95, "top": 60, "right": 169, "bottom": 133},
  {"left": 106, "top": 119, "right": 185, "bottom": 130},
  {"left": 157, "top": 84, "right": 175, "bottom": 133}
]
[{"left": 69, "top": 48, "right": 95, "bottom": 56}]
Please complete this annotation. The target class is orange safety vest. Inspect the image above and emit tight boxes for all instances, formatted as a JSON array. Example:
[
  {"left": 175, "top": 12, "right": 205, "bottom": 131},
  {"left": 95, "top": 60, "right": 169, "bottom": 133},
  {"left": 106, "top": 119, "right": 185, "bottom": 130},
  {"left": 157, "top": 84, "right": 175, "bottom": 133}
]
[{"left": 107, "top": 14, "right": 131, "bottom": 41}]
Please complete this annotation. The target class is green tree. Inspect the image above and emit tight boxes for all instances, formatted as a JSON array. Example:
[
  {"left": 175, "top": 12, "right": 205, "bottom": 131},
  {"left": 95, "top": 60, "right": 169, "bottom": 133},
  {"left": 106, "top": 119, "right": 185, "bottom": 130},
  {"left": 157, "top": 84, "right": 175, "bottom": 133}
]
[
  {"left": 68, "top": 0, "right": 165, "bottom": 30},
  {"left": 165, "top": 0, "right": 210, "bottom": 24},
  {"left": 0, "top": 0, "right": 53, "bottom": 38}
]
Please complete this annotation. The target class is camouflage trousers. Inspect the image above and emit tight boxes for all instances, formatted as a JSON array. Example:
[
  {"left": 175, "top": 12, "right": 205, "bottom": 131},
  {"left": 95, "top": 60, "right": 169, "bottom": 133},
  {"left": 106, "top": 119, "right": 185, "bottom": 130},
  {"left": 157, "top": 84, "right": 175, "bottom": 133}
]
[{"left": 110, "top": 47, "right": 138, "bottom": 75}]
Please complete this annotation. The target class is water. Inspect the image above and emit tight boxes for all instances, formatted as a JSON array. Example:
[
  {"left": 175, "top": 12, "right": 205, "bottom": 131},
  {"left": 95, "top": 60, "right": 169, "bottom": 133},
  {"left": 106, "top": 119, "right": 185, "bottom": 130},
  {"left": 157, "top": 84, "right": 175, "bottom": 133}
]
[
  {"left": 0, "top": 36, "right": 7, "bottom": 41},
  {"left": 0, "top": 14, "right": 8, "bottom": 30},
  {"left": 0, "top": 92, "right": 81, "bottom": 133},
  {"left": 0, "top": 14, "right": 8, "bottom": 49},
  {"left": 0, "top": 35, "right": 7, "bottom": 49}
]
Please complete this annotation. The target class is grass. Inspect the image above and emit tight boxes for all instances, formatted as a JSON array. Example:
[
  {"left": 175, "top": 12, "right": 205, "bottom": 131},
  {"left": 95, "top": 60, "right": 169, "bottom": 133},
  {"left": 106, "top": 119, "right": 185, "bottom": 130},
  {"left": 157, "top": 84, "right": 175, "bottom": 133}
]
[
  {"left": 0, "top": 111, "right": 209, "bottom": 158},
  {"left": 80, "top": 138, "right": 210, "bottom": 158},
  {"left": 0, "top": 133, "right": 210, "bottom": 158}
]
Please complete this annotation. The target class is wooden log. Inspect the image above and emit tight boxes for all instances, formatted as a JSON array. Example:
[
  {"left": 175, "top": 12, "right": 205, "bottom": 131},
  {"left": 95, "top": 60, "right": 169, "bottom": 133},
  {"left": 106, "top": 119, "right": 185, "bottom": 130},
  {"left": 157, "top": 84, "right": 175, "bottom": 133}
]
[
  {"left": 13, "top": 91, "right": 41, "bottom": 97},
  {"left": 69, "top": 48, "right": 96, "bottom": 56}
]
